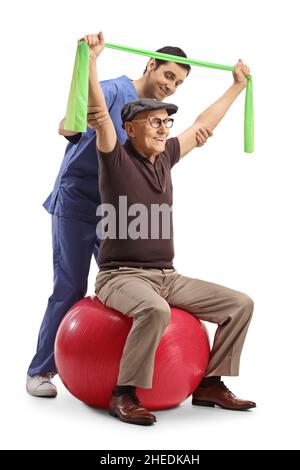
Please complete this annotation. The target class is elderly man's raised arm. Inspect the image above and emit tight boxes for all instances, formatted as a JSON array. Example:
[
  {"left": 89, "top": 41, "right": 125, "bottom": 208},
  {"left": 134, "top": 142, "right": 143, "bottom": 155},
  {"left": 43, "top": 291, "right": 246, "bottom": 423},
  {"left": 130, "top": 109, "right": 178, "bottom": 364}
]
[
  {"left": 82, "top": 32, "right": 117, "bottom": 153},
  {"left": 178, "top": 59, "right": 250, "bottom": 159}
]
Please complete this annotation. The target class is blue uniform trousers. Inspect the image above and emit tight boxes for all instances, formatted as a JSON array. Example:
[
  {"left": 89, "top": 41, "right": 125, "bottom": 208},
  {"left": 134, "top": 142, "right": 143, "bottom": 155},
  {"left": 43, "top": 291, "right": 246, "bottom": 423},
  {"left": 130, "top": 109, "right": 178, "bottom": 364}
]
[{"left": 27, "top": 215, "right": 99, "bottom": 376}]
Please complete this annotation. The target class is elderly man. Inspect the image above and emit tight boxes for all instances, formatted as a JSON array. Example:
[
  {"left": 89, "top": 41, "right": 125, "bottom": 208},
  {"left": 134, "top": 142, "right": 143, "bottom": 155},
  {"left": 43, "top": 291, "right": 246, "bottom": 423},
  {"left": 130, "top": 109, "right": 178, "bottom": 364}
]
[{"left": 89, "top": 33, "right": 255, "bottom": 425}]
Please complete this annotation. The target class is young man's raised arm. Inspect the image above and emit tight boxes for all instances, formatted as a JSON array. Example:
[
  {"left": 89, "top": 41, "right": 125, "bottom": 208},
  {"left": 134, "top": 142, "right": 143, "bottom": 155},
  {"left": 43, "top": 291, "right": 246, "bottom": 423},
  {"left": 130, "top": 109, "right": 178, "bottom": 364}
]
[
  {"left": 80, "top": 32, "right": 117, "bottom": 152},
  {"left": 178, "top": 59, "right": 251, "bottom": 159}
]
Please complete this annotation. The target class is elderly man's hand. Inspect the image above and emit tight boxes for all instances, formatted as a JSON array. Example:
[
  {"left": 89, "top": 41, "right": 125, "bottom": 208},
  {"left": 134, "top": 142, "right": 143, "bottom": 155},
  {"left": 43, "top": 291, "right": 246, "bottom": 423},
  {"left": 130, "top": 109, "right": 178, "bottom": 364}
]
[
  {"left": 232, "top": 59, "right": 251, "bottom": 89},
  {"left": 87, "top": 106, "right": 110, "bottom": 129},
  {"left": 195, "top": 127, "right": 213, "bottom": 147},
  {"left": 78, "top": 32, "right": 105, "bottom": 59}
]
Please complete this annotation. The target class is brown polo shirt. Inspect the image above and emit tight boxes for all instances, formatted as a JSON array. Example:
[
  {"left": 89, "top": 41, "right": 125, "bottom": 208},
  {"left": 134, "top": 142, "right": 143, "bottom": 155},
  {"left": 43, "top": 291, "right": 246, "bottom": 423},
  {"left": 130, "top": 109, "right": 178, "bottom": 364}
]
[{"left": 97, "top": 138, "right": 180, "bottom": 269}]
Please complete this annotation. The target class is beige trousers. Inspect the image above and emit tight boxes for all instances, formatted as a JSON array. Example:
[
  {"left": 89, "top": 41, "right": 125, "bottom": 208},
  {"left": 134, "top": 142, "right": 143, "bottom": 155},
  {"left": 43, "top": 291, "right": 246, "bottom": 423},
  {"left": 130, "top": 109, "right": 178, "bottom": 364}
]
[{"left": 95, "top": 267, "right": 254, "bottom": 388}]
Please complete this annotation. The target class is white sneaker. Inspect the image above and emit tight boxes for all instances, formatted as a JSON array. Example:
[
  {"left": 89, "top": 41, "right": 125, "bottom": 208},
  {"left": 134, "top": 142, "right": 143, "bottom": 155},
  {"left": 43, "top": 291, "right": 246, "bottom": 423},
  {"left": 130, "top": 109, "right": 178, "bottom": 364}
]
[{"left": 26, "top": 373, "right": 57, "bottom": 397}]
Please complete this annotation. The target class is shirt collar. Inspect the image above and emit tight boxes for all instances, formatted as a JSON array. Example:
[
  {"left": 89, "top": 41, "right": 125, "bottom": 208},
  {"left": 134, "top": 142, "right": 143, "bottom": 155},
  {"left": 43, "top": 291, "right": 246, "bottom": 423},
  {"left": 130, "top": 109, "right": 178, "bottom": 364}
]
[{"left": 124, "top": 140, "right": 160, "bottom": 164}]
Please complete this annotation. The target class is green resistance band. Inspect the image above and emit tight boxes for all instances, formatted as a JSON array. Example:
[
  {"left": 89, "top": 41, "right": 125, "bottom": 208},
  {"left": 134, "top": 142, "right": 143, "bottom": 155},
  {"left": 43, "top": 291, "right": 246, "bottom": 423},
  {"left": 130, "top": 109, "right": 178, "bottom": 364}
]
[
  {"left": 64, "top": 41, "right": 89, "bottom": 133},
  {"left": 64, "top": 41, "right": 254, "bottom": 152}
]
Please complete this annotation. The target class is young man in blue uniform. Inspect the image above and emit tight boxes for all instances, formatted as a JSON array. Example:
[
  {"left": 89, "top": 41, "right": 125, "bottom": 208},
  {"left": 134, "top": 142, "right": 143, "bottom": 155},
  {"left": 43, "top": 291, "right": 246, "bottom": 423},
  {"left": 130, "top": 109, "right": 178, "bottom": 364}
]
[{"left": 26, "top": 34, "right": 193, "bottom": 397}]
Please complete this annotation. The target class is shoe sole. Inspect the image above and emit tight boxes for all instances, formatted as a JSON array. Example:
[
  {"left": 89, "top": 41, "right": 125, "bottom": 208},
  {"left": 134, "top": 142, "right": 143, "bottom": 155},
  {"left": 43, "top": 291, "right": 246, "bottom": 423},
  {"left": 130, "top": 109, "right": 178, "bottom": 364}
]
[
  {"left": 109, "top": 410, "right": 155, "bottom": 425},
  {"left": 26, "top": 387, "right": 57, "bottom": 398},
  {"left": 192, "top": 399, "right": 256, "bottom": 411}
]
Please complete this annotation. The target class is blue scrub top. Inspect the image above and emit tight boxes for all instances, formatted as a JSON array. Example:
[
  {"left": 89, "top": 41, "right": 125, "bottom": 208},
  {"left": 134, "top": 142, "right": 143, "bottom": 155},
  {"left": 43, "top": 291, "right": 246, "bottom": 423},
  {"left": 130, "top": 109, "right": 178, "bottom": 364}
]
[{"left": 43, "top": 75, "right": 138, "bottom": 223}]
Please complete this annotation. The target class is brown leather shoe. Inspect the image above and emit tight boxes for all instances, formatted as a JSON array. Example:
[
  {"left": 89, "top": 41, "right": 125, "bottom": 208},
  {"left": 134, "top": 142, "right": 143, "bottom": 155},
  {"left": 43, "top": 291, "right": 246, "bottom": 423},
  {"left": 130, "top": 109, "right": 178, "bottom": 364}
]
[
  {"left": 109, "top": 393, "right": 156, "bottom": 425},
  {"left": 192, "top": 381, "right": 256, "bottom": 411}
]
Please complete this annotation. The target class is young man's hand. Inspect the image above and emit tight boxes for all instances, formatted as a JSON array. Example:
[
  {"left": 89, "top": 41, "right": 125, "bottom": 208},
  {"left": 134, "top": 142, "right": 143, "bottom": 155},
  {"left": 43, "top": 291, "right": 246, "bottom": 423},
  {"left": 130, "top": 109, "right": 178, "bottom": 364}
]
[
  {"left": 232, "top": 59, "right": 251, "bottom": 89},
  {"left": 195, "top": 127, "right": 213, "bottom": 147},
  {"left": 87, "top": 106, "right": 109, "bottom": 129},
  {"left": 78, "top": 32, "right": 104, "bottom": 59}
]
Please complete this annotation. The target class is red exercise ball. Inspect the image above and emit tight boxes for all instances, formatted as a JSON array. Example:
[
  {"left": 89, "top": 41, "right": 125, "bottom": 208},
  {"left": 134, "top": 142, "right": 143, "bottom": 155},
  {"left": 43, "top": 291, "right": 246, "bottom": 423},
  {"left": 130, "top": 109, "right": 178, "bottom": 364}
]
[{"left": 55, "top": 296, "right": 210, "bottom": 411}]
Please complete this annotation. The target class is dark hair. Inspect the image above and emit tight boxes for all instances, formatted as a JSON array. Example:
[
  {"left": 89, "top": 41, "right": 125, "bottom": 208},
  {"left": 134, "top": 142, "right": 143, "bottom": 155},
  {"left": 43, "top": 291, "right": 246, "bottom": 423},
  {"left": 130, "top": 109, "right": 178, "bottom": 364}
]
[{"left": 143, "top": 46, "right": 191, "bottom": 75}]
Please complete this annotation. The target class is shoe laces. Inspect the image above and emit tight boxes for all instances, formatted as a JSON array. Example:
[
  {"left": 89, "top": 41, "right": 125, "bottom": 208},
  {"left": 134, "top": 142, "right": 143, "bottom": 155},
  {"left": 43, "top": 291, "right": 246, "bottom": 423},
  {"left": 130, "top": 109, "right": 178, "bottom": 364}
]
[
  {"left": 122, "top": 392, "right": 148, "bottom": 411},
  {"left": 220, "top": 381, "right": 236, "bottom": 397},
  {"left": 127, "top": 392, "right": 141, "bottom": 406},
  {"left": 37, "top": 373, "right": 53, "bottom": 385}
]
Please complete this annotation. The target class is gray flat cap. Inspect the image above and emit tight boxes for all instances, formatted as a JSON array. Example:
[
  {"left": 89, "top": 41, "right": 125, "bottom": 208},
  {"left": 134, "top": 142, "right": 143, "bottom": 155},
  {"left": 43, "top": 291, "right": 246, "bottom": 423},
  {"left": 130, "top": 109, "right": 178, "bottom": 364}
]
[{"left": 121, "top": 98, "right": 178, "bottom": 126}]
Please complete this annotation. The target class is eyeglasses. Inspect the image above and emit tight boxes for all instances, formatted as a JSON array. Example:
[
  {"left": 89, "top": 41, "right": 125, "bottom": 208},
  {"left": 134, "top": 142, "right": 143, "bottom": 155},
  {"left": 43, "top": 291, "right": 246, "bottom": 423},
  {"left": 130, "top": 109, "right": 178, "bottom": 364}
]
[{"left": 132, "top": 117, "right": 174, "bottom": 129}]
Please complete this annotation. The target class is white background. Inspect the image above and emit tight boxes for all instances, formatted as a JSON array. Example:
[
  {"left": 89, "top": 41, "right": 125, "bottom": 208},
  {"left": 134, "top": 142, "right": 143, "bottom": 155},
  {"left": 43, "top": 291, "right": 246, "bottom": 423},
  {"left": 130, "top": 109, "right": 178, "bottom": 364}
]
[{"left": 1, "top": 0, "right": 299, "bottom": 450}]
